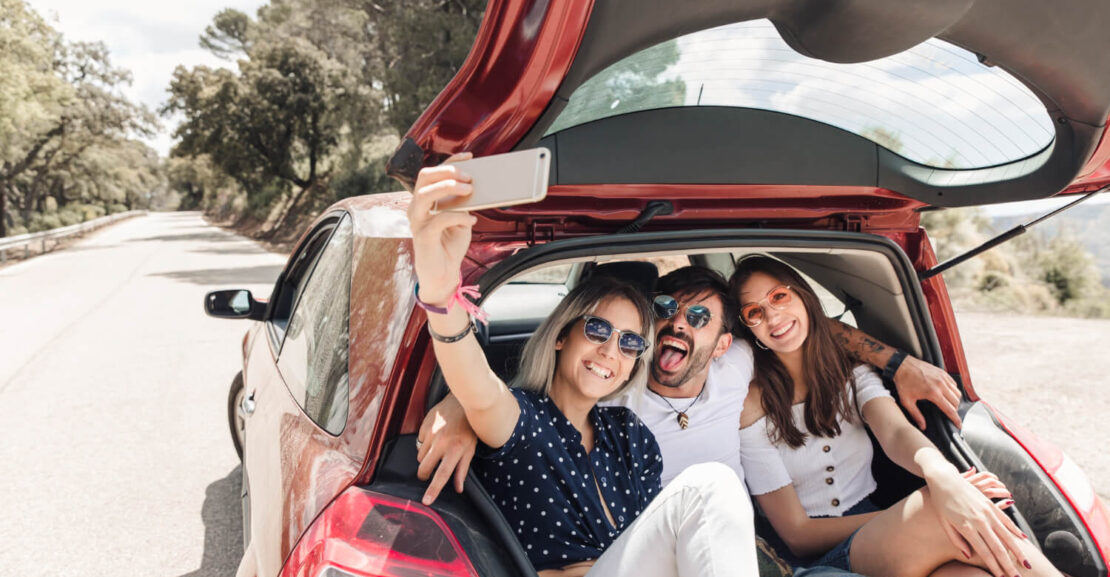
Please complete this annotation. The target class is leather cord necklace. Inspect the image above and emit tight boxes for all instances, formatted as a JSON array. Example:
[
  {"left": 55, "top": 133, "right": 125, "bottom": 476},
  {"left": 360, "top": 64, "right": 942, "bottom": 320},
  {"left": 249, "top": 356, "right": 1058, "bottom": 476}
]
[{"left": 649, "top": 383, "right": 706, "bottom": 430}]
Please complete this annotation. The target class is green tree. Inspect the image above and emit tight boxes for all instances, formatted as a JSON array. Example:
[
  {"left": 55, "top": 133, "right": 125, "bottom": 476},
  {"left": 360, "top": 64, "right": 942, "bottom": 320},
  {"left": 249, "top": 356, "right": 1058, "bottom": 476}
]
[
  {"left": 200, "top": 8, "right": 252, "bottom": 59},
  {"left": 165, "top": 38, "right": 352, "bottom": 230},
  {"left": 166, "top": 0, "right": 488, "bottom": 235},
  {"left": 0, "top": 0, "right": 68, "bottom": 235},
  {"left": 7, "top": 40, "right": 157, "bottom": 225},
  {"left": 1, "top": 1, "right": 157, "bottom": 236},
  {"left": 372, "top": 0, "right": 486, "bottom": 134}
]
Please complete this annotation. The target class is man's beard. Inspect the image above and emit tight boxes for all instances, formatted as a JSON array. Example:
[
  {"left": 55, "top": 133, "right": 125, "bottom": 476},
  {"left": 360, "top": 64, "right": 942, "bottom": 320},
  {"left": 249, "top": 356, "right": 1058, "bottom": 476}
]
[{"left": 651, "top": 331, "right": 715, "bottom": 388}]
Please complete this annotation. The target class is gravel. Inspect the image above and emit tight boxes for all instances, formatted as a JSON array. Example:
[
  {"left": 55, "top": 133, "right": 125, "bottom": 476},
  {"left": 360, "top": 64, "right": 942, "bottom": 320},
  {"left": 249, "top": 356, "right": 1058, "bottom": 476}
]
[{"left": 955, "top": 311, "right": 1110, "bottom": 503}]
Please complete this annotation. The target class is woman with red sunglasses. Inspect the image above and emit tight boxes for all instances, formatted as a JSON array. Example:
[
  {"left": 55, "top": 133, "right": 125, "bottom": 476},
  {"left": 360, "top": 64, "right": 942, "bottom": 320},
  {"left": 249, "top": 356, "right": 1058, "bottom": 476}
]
[
  {"left": 409, "top": 154, "right": 759, "bottom": 577},
  {"left": 730, "top": 255, "right": 1063, "bottom": 577}
]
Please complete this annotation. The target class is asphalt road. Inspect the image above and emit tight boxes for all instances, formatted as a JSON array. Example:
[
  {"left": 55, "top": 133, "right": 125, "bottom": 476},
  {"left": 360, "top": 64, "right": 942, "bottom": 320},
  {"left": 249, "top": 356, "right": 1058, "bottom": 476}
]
[
  {"left": 0, "top": 212, "right": 284, "bottom": 576},
  {"left": 1, "top": 214, "right": 1106, "bottom": 576}
]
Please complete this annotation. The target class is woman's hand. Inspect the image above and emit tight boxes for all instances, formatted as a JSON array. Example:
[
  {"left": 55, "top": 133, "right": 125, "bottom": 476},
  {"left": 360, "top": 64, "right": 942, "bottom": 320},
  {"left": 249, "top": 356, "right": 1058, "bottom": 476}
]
[
  {"left": 962, "top": 467, "right": 1014, "bottom": 506},
  {"left": 417, "top": 394, "right": 478, "bottom": 506},
  {"left": 926, "top": 466, "right": 1030, "bottom": 577},
  {"left": 408, "top": 152, "right": 477, "bottom": 306},
  {"left": 893, "top": 355, "right": 963, "bottom": 430}
]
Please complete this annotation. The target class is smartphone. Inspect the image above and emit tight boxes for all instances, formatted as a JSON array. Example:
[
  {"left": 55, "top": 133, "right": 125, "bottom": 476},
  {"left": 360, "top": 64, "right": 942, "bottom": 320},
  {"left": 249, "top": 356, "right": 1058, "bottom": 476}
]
[{"left": 432, "top": 147, "right": 550, "bottom": 213}]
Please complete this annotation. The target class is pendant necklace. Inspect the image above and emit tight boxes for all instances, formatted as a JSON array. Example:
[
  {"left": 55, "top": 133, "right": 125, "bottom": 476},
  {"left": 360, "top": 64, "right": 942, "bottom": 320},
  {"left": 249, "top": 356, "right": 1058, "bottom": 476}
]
[{"left": 649, "top": 384, "right": 706, "bottom": 430}]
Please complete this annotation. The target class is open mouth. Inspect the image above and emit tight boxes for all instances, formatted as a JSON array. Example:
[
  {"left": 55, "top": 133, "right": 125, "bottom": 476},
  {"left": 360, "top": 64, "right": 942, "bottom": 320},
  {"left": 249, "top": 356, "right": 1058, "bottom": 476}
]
[
  {"left": 584, "top": 360, "right": 613, "bottom": 379},
  {"left": 657, "top": 336, "right": 690, "bottom": 372}
]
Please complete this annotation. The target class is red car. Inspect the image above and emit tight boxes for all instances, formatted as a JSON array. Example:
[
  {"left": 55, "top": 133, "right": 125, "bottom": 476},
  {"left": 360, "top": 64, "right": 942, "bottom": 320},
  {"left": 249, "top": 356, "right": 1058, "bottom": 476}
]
[{"left": 206, "top": 1, "right": 1110, "bottom": 576}]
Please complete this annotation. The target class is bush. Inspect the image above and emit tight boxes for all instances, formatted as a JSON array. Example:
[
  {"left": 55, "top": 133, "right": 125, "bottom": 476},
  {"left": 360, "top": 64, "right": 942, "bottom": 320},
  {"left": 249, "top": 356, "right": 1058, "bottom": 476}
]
[
  {"left": 107, "top": 203, "right": 128, "bottom": 214},
  {"left": 27, "top": 213, "right": 62, "bottom": 233},
  {"left": 1065, "top": 297, "right": 1110, "bottom": 318},
  {"left": 57, "top": 207, "right": 84, "bottom": 226},
  {"left": 977, "top": 271, "right": 1009, "bottom": 292},
  {"left": 978, "top": 282, "right": 1058, "bottom": 313},
  {"left": 59, "top": 204, "right": 106, "bottom": 224}
]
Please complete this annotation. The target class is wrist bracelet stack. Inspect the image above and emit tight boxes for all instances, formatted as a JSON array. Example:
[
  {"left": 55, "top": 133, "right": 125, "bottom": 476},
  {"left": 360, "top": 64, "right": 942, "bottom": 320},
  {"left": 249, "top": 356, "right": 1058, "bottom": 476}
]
[
  {"left": 415, "top": 280, "right": 481, "bottom": 343},
  {"left": 881, "top": 349, "right": 909, "bottom": 381}
]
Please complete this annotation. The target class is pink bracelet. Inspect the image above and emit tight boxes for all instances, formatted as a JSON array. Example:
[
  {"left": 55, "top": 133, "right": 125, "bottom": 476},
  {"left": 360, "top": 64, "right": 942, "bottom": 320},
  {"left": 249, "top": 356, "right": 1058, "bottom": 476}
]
[{"left": 414, "top": 274, "right": 488, "bottom": 325}]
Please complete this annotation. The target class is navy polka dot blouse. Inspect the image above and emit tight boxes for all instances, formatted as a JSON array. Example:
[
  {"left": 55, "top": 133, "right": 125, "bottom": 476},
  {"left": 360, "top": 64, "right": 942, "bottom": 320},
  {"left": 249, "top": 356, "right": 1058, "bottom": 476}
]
[{"left": 475, "top": 388, "right": 663, "bottom": 571}]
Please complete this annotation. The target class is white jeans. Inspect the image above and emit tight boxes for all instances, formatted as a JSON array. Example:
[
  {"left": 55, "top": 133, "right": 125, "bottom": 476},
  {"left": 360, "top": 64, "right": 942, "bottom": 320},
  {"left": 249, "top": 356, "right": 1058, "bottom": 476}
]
[{"left": 586, "top": 462, "right": 759, "bottom": 577}]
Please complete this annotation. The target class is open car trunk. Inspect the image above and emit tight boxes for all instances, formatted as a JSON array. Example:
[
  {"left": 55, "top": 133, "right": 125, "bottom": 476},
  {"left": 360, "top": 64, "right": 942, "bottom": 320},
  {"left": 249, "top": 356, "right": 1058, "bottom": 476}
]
[
  {"left": 392, "top": 0, "right": 1110, "bottom": 223},
  {"left": 366, "top": 230, "right": 1106, "bottom": 577}
]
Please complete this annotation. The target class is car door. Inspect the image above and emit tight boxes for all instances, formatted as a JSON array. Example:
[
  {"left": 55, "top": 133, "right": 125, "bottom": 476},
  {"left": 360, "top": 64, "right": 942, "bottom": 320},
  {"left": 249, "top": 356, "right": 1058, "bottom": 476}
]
[{"left": 241, "top": 213, "right": 359, "bottom": 576}]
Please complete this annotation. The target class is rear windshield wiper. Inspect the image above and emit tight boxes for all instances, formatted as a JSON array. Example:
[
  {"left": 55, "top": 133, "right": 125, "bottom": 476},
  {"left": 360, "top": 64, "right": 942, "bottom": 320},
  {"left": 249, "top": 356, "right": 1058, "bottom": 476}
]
[{"left": 918, "top": 186, "right": 1107, "bottom": 281}]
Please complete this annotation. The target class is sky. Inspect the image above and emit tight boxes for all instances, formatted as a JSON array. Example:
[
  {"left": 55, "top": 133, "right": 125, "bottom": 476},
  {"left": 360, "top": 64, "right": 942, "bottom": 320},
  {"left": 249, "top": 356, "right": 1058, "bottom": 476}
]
[{"left": 27, "top": 0, "right": 266, "bottom": 157}]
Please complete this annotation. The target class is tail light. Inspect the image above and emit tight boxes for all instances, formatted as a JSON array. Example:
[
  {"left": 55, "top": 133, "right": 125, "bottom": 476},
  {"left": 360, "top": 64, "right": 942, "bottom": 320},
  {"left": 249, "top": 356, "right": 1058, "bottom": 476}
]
[{"left": 281, "top": 487, "right": 480, "bottom": 577}]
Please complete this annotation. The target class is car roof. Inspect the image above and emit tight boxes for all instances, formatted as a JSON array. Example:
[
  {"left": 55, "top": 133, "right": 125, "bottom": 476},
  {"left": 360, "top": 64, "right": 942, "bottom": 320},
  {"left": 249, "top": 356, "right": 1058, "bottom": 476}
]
[{"left": 393, "top": 0, "right": 1110, "bottom": 210}]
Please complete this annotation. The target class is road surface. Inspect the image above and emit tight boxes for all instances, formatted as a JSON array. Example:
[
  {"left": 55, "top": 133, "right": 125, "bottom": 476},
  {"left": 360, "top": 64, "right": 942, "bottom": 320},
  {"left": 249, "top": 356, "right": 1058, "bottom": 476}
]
[{"left": 0, "top": 212, "right": 284, "bottom": 576}]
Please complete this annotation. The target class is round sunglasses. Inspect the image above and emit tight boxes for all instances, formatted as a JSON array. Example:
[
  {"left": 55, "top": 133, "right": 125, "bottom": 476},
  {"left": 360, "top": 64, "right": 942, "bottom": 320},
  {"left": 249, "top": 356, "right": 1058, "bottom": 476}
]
[
  {"left": 739, "top": 285, "right": 794, "bottom": 327},
  {"left": 652, "top": 295, "right": 712, "bottom": 329},
  {"left": 580, "top": 315, "right": 648, "bottom": 359}
]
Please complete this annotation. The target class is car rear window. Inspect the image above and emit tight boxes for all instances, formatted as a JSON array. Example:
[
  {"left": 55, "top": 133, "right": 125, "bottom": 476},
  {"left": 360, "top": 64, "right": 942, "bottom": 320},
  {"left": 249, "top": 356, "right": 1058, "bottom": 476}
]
[{"left": 547, "top": 20, "right": 1054, "bottom": 170}]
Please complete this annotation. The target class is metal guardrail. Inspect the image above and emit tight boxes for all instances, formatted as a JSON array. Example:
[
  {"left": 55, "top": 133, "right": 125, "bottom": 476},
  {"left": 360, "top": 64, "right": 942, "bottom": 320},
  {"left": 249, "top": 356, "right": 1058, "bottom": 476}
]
[{"left": 0, "top": 210, "right": 146, "bottom": 263}]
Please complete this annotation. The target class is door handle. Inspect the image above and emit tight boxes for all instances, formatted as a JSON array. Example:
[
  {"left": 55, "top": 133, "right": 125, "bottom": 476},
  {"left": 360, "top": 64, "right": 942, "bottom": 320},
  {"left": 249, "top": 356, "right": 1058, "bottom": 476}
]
[{"left": 241, "top": 391, "right": 256, "bottom": 416}]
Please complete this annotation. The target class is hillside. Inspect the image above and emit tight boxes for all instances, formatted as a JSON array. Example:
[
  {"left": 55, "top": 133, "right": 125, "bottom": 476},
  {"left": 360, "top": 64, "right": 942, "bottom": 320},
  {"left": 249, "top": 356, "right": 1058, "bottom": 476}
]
[{"left": 992, "top": 202, "right": 1110, "bottom": 286}]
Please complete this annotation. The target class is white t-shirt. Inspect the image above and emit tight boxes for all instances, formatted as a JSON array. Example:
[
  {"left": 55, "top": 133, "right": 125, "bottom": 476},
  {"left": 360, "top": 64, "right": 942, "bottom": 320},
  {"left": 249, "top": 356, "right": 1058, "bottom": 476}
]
[
  {"left": 605, "top": 340, "right": 754, "bottom": 487},
  {"left": 739, "top": 365, "right": 892, "bottom": 517}
]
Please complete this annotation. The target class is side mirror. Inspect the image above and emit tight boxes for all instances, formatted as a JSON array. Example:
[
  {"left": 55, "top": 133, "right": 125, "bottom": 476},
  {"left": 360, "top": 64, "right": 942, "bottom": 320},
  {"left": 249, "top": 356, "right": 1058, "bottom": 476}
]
[{"left": 205, "top": 289, "right": 266, "bottom": 321}]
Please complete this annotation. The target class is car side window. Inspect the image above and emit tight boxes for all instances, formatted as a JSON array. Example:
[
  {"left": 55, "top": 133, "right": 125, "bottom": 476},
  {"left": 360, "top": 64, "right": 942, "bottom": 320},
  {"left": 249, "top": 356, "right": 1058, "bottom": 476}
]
[
  {"left": 276, "top": 215, "right": 353, "bottom": 435},
  {"left": 267, "top": 218, "right": 342, "bottom": 346}
]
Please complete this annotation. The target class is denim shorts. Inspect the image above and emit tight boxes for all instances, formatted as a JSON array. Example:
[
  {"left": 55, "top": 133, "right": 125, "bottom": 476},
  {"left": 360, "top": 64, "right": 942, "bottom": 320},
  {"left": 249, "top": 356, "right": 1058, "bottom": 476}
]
[
  {"left": 804, "top": 497, "right": 880, "bottom": 572},
  {"left": 754, "top": 496, "right": 879, "bottom": 572},
  {"left": 810, "top": 526, "right": 861, "bottom": 571}
]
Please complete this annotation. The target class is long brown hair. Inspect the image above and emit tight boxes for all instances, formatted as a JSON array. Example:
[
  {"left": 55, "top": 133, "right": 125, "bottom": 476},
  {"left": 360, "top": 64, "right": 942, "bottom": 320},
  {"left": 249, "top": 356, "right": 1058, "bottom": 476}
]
[{"left": 729, "top": 256, "right": 856, "bottom": 448}]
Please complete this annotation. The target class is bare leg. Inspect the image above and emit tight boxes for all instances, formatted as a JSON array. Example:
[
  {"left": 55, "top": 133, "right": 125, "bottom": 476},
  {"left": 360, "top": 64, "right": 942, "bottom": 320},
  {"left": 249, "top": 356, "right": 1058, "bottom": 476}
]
[
  {"left": 929, "top": 561, "right": 991, "bottom": 577},
  {"left": 848, "top": 488, "right": 1063, "bottom": 577}
]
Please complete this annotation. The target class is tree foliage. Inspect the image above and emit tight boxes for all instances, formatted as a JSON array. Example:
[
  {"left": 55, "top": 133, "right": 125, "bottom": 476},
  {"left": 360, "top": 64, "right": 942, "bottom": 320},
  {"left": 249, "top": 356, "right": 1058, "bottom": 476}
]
[
  {"left": 923, "top": 208, "right": 1110, "bottom": 317},
  {"left": 0, "top": 0, "right": 160, "bottom": 237},
  {"left": 165, "top": 0, "right": 486, "bottom": 237}
]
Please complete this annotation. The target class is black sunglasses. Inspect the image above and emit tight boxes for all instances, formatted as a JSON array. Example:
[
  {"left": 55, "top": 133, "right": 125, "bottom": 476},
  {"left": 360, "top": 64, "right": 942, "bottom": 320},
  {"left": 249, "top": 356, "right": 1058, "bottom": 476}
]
[
  {"left": 652, "top": 295, "right": 712, "bottom": 329},
  {"left": 581, "top": 316, "right": 649, "bottom": 359}
]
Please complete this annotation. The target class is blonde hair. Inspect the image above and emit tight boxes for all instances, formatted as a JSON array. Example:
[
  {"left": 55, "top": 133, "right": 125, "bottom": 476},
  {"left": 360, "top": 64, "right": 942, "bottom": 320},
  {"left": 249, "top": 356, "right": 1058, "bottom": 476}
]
[{"left": 510, "top": 276, "right": 654, "bottom": 401}]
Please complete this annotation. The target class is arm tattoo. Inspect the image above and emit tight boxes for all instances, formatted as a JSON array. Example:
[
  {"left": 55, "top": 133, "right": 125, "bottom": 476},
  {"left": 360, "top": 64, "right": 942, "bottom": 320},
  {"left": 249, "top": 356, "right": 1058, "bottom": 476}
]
[{"left": 834, "top": 326, "right": 889, "bottom": 364}]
